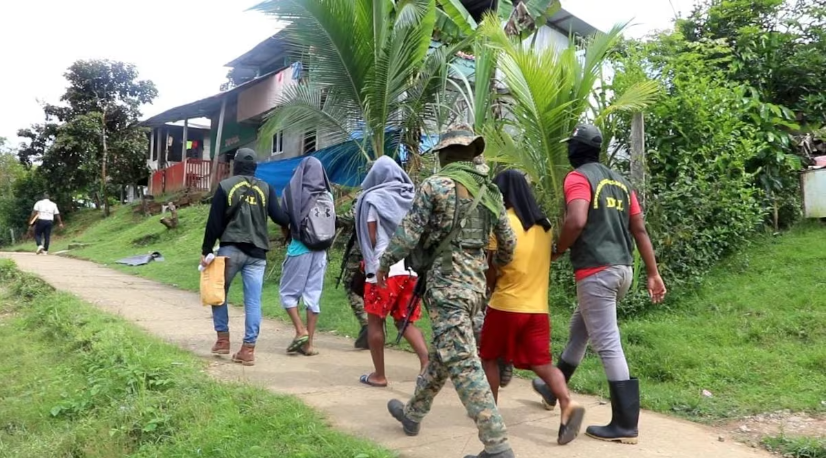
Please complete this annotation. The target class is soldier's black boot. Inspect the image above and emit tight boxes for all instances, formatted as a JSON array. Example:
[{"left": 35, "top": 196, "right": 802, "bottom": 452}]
[
  {"left": 585, "top": 378, "right": 640, "bottom": 444},
  {"left": 354, "top": 325, "right": 369, "bottom": 350},
  {"left": 531, "top": 359, "right": 577, "bottom": 410},
  {"left": 463, "top": 448, "right": 515, "bottom": 458},
  {"left": 387, "top": 399, "right": 420, "bottom": 436}
]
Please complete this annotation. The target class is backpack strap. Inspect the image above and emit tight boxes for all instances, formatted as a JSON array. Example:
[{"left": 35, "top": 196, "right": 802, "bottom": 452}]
[{"left": 435, "top": 182, "right": 488, "bottom": 275}]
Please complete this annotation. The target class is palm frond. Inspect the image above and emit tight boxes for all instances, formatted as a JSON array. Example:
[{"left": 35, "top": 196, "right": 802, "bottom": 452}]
[
  {"left": 435, "top": 0, "right": 477, "bottom": 36},
  {"left": 595, "top": 80, "right": 661, "bottom": 122},
  {"left": 258, "top": 83, "right": 363, "bottom": 156}
]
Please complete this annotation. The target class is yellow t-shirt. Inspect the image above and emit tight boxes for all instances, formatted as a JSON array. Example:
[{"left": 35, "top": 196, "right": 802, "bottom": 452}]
[{"left": 488, "top": 209, "right": 552, "bottom": 314}]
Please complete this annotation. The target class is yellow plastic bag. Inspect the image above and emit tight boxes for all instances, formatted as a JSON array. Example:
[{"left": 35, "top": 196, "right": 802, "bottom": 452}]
[{"left": 200, "top": 256, "right": 227, "bottom": 306}]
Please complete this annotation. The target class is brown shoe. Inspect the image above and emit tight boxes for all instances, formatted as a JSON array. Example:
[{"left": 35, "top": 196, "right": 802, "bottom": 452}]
[
  {"left": 211, "top": 332, "right": 230, "bottom": 355},
  {"left": 232, "top": 343, "right": 255, "bottom": 366}
]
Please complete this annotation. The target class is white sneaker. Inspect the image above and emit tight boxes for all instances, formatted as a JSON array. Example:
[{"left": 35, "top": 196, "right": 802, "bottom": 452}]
[
  {"left": 43, "top": 251, "right": 48, "bottom": 256},
  {"left": 36, "top": 246, "right": 44, "bottom": 255}
]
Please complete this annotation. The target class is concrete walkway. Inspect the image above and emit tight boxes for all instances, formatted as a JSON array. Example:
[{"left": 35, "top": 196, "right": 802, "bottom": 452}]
[{"left": 4, "top": 253, "right": 769, "bottom": 458}]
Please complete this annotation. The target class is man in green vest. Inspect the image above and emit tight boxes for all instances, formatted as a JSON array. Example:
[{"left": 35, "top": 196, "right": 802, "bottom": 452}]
[
  {"left": 200, "top": 148, "right": 289, "bottom": 366},
  {"left": 533, "top": 124, "right": 666, "bottom": 444}
]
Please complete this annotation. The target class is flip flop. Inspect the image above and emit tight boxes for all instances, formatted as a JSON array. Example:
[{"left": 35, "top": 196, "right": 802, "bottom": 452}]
[
  {"left": 287, "top": 335, "right": 309, "bottom": 353},
  {"left": 298, "top": 346, "right": 319, "bottom": 356},
  {"left": 359, "top": 374, "right": 388, "bottom": 388}
]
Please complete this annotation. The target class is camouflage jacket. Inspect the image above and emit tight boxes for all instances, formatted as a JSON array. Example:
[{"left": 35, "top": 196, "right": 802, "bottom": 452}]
[
  {"left": 337, "top": 206, "right": 362, "bottom": 277},
  {"left": 380, "top": 176, "right": 516, "bottom": 301}
]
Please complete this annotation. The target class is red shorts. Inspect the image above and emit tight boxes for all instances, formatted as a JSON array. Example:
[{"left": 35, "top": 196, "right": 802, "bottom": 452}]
[
  {"left": 479, "top": 307, "right": 552, "bottom": 370},
  {"left": 364, "top": 276, "right": 422, "bottom": 323}
]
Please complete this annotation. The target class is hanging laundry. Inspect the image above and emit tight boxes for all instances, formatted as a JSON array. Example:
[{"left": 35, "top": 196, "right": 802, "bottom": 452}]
[{"left": 291, "top": 61, "right": 303, "bottom": 81}]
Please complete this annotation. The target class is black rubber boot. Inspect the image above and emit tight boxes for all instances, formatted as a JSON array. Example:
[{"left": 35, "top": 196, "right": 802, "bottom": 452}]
[
  {"left": 463, "top": 448, "right": 515, "bottom": 458},
  {"left": 585, "top": 378, "right": 640, "bottom": 444},
  {"left": 531, "top": 359, "right": 577, "bottom": 410},
  {"left": 387, "top": 399, "right": 420, "bottom": 436},
  {"left": 354, "top": 325, "right": 369, "bottom": 350}
]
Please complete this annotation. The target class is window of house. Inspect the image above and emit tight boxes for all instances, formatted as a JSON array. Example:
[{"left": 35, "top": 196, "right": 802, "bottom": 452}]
[
  {"left": 272, "top": 131, "right": 284, "bottom": 156},
  {"left": 303, "top": 130, "right": 317, "bottom": 154}
]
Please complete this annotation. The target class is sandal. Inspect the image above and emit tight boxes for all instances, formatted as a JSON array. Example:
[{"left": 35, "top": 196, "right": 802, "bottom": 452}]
[
  {"left": 287, "top": 335, "right": 309, "bottom": 353},
  {"left": 298, "top": 346, "right": 319, "bottom": 356},
  {"left": 359, "top": 374, "right": 388, "bottom": 387},
  {"left": 499, "top": 359, "right": 514, "bottom": 388}
]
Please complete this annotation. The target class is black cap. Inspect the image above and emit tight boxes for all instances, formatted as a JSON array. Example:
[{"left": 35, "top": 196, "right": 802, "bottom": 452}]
[
  {"left": 234, "top": 148, "right": 257, "bottom": 163},
  {"left": 562, "top": 124, "right": 603, "bottom": 148}
]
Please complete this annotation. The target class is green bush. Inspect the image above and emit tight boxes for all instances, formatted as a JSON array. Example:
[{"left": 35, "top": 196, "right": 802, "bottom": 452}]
[{"left": 609, "top": 34, "right": 769, "bottom": 313}]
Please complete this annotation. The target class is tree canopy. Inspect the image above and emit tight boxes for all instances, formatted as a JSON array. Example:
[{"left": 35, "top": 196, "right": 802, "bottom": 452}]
[{"left": 17, "top": 60, "right": 157, "bottom": 216}]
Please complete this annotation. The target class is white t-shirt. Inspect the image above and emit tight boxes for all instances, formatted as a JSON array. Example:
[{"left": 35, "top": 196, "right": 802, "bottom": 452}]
[
  {"left": 365, "top": 206, "right": 416, "bottom": 284},
  {"left": 33, "top": 199, "right": 60, "bottom": 221}
]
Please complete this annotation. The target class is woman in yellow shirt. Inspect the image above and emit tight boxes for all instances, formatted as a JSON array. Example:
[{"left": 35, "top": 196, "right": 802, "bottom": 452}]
[{"left": 480, "top": 170, "right": 585, "bottom": 445}]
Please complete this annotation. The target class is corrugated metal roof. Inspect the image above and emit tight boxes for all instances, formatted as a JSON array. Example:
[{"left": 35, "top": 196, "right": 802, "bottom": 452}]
[
  {"left": 547, "top": 6, "right": 600, "bottom": 37},
  {"left": 140, "top": 71, "right": 277, "bottom": 127},
  {"left": 225, "top": 30, "right": 288, "bottom": 69}
]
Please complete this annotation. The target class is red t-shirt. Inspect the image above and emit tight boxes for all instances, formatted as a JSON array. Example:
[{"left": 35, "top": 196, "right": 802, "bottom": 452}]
[{"left": 563, "top": 171, "right": 641, "bottom": 281}]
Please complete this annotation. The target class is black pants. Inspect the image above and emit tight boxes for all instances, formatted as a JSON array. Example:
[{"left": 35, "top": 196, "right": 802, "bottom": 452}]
[{"left": 34, "top": 220, "right": 53, "bottom": 251}]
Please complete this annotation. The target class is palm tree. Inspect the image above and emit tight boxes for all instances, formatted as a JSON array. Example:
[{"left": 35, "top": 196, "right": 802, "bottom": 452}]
[
  {"left": 254, "top": 0, "right": 441, "bottom": 160},
  {"left": 476, "top": 19, "right": 659, "bottom": 215}
]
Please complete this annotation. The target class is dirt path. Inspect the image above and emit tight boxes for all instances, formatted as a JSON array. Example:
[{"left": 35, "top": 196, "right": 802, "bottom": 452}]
[{"left": 3, "top": 253, "right": 770, "bottom": 458}]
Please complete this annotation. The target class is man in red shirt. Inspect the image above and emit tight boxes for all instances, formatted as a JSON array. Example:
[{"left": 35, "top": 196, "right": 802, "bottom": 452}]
[{"left": 533, "top": 124, "right": 666, "bottom": 445}]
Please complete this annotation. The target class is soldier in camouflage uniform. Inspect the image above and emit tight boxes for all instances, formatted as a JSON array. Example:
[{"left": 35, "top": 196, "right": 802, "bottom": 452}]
[
  {"left": 336, "top": 205, "right": 370, "bottom": 349},
  {"left": 380, "top": 124, "right": 517, "bottom": 458}
]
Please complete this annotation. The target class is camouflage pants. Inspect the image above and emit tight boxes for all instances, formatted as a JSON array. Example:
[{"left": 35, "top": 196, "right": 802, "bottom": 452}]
[
  {"left": 342, "top": 268, "right": 368, "bottom": 327},
  {"left": 404, "top": 289, "right": 510, "bottom": 455}
]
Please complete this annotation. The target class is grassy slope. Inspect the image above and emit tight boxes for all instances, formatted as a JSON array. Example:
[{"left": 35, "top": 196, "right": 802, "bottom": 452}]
[
  {"left": 14, "top": 205, "right": 826, "bottom": 423},
  {"left": 0, "top": 260, "right": 393, "bottom": 458}
]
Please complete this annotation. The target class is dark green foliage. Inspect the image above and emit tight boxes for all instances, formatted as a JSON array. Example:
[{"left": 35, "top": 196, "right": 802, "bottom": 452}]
[{"left": 16, "top": 60, "right": 157, "bottom": 216}]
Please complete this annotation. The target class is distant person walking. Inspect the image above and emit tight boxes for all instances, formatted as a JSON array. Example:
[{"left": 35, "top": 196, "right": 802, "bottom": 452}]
[
  {"left": 355, "top": 156, "right": 429, "bottom": 387},
  {"left": 281, "top": 157, "right": 336, "bottom": 357},
  {"left": 31, "top": 193, "right": 63, "bottom": 255},
  {"left": 200, "top": 148, "right": 289, "bottom": 366},
  {"left": 533, "top": 124, "right": 666, "bottom": 444},
  {"left": 480, "top": 170, "right": 585, "bottom": 445}
]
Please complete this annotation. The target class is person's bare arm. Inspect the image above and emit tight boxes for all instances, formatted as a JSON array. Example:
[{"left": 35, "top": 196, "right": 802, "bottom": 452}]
[
  {"left": 485, "top": 251, "right": 498, "bottom": 293},
  {"left": 552, "top": 199, "right": 589, "bottom": 260},
  {"left": 367, "top": 221, "right": 378, "bottom": 248},
  {"left": 56, "top": 214, "right": 64, "bottom": 227},
  {"left": 630, "top": 214, "right": 666, "bottom": 303}
]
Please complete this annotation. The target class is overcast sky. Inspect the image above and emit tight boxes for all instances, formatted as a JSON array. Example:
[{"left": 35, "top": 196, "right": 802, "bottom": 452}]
[{"left": 0, "top": 0, "right": 688, "bottom": 144}]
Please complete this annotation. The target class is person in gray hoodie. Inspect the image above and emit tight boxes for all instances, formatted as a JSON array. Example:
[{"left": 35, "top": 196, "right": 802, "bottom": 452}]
[{"left": 356, "top": 157, "right": 429, "bottom": 387}]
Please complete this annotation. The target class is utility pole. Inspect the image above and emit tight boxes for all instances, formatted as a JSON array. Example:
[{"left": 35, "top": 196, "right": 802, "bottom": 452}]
[
  {"left": 209, "top": 98, "right": 228, "bottom": 190},
  {"left": 630, "top": 112, "right": 646, "bottom": 209}
]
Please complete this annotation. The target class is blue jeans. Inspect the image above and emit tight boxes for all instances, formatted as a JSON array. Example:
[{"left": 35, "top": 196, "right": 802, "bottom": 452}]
[{"left": 211, "top": 245, "right": 266, "bottom": 344}]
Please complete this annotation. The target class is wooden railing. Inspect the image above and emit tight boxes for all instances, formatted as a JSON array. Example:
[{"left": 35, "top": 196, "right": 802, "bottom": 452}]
[{"left": 148, "top": 159, "right": 229, "bottom": 195}]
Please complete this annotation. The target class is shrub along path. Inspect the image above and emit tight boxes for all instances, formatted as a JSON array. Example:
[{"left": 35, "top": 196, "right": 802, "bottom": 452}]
[{"left": 2, "top": 252, "right": 769, "bottom": 458}]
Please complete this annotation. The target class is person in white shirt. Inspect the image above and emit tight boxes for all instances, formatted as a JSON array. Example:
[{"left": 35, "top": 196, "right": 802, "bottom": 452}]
[
  {"left": 355, "top": 157, "right": 429, "bottom": 387},
  {"left": 30, "top": 193, "right": 63, "bottom": 255}
]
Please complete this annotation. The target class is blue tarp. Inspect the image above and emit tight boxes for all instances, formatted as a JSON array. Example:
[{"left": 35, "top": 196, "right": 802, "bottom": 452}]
[
  {"left": 255, "top": 131, "right": 401, "bottom": 195},
  {"left": 254, "top": 131, "right": 442, "bottom": 195}
]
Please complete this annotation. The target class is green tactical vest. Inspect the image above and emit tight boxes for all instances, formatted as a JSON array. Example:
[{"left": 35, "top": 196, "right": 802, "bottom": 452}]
[
  {"left": 569, "top": 163, "right": 635, "bottom": 270},
  {"left": 454, "top": 192, "right": 492, "bottom": 251},
  {"left": 219, "top": 175, "right": 271, "bottom": 252}
]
